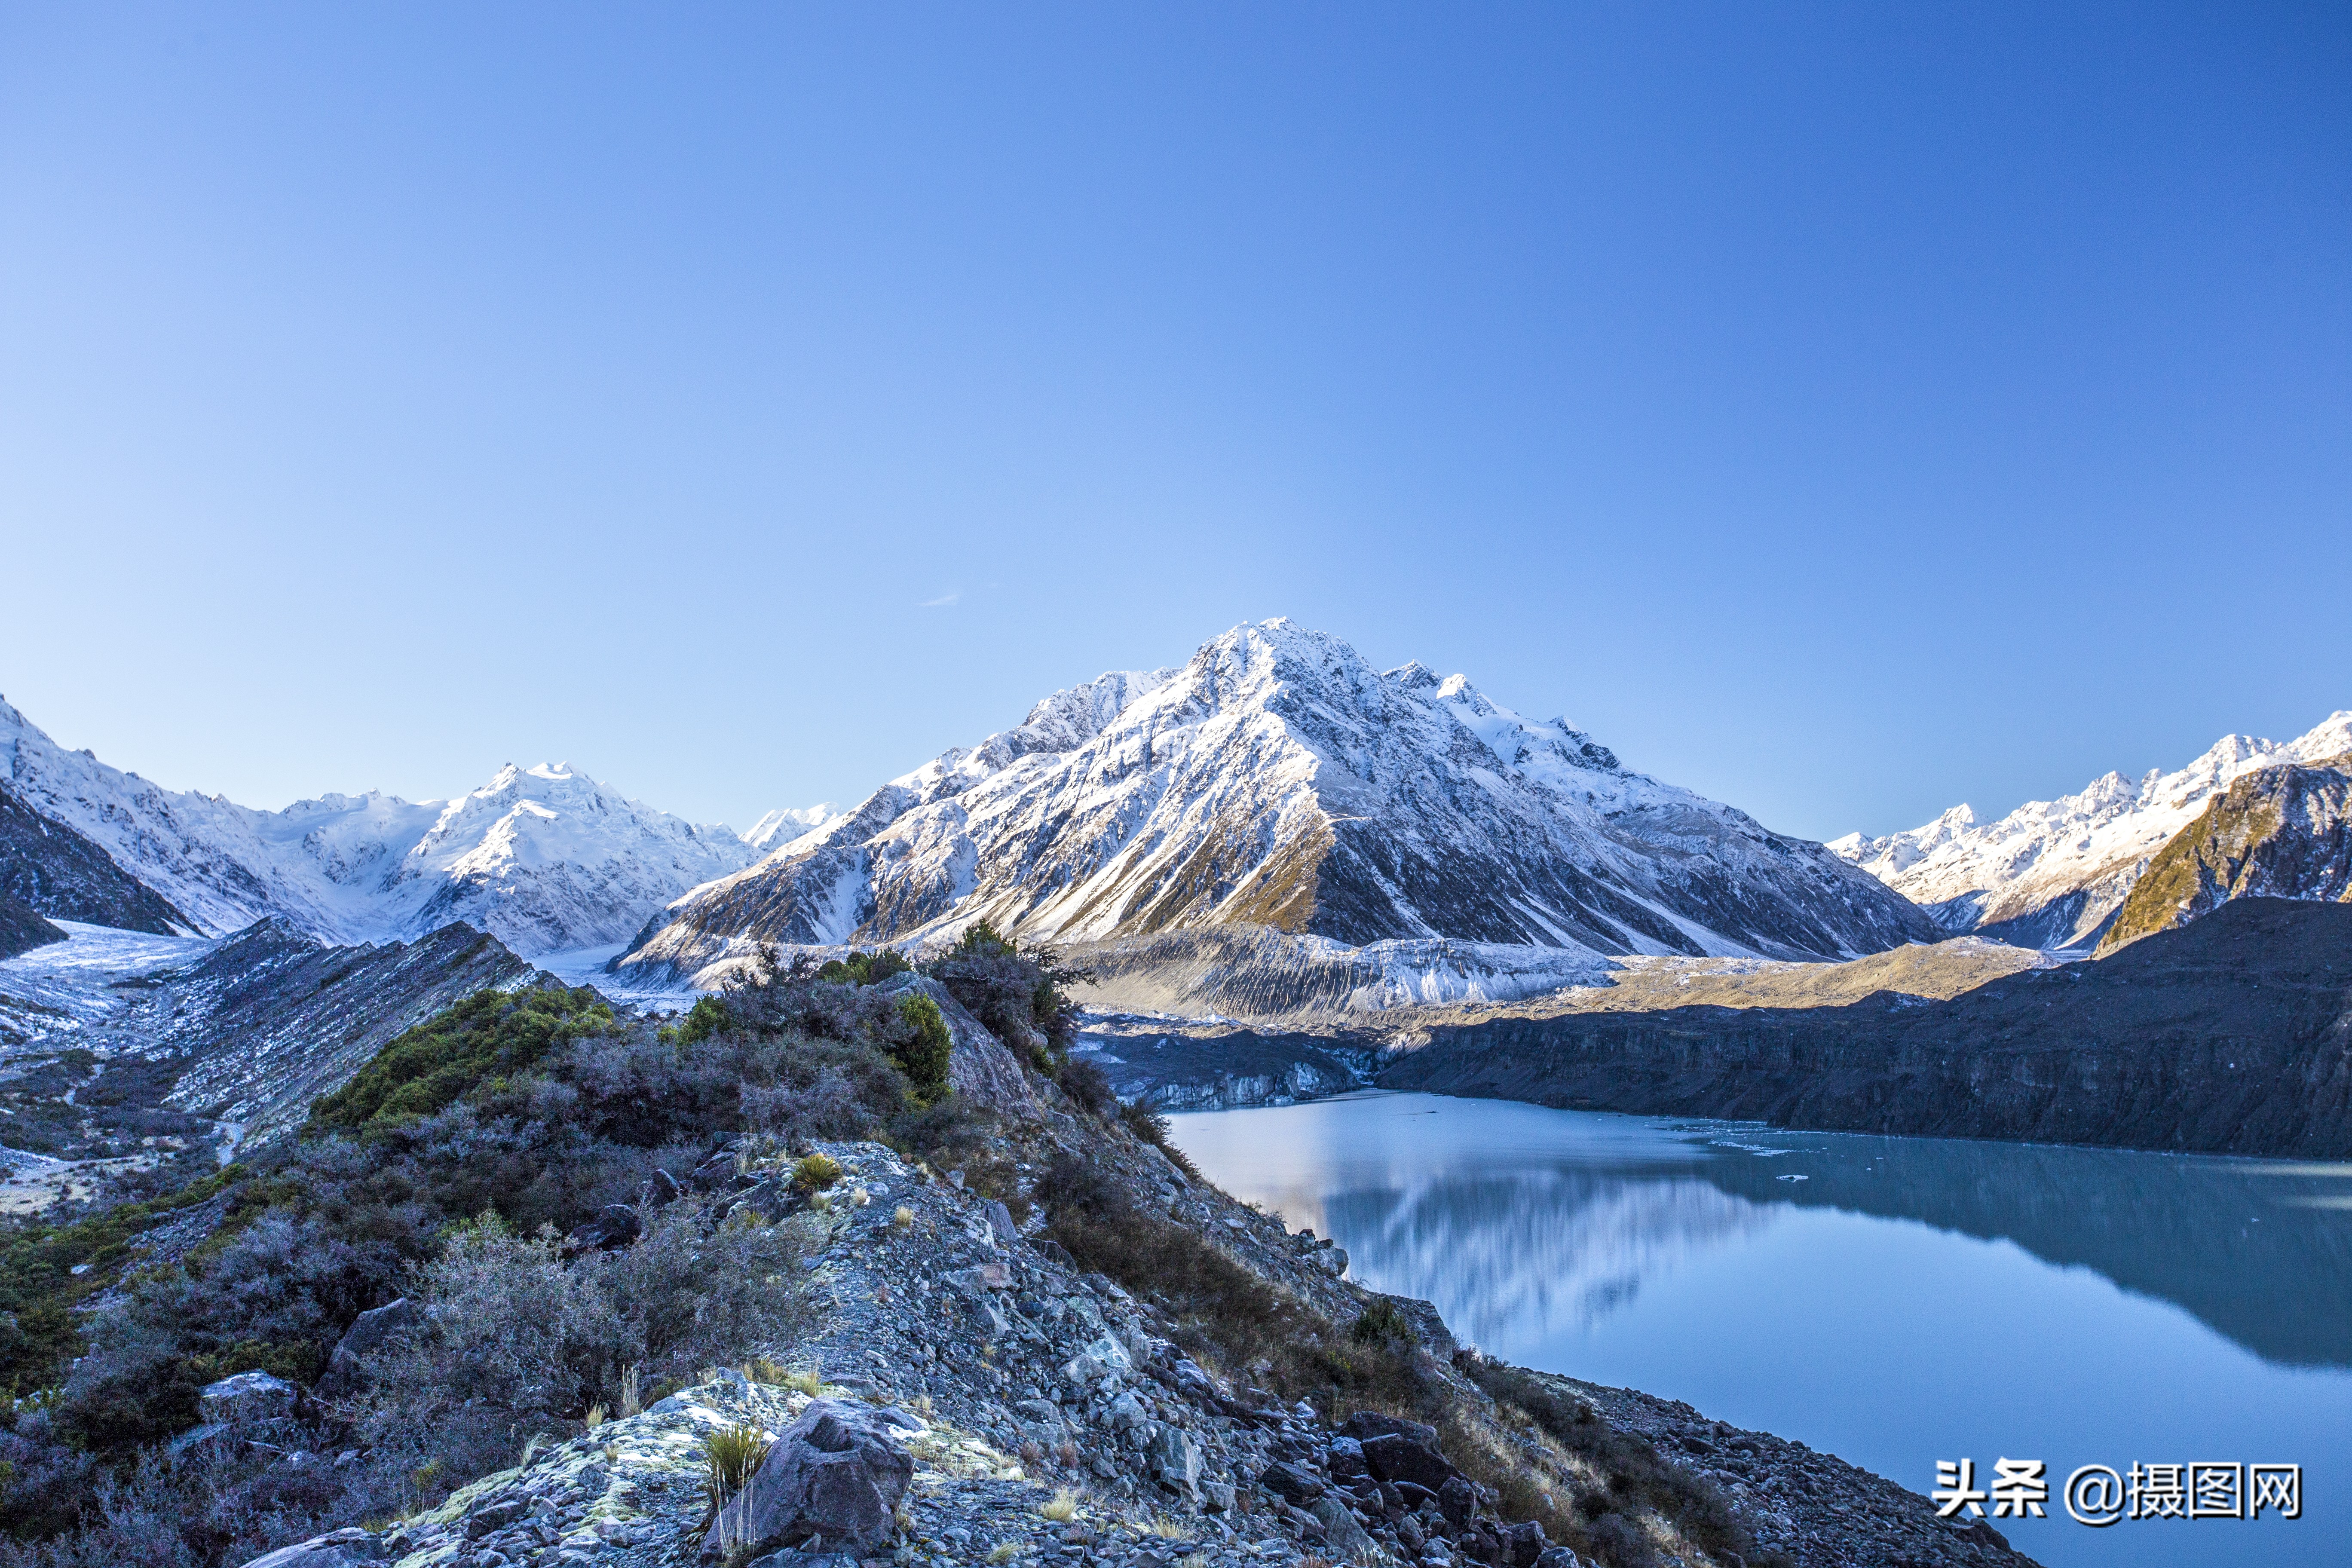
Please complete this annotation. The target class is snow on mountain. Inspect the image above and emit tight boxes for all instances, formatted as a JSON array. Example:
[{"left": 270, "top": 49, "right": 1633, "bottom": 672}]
[
  {"left": 616, "top": 620, "right": 1936, "bottom": 987},
  {"left": 745, "top": 804, "right": 845, "bottom": 853},
  {"left": 0, "top": 695, "right": 774, "bottom": 955},
  {"left": 1829, "top": 710, "right": 2352, "bottom": 948}
]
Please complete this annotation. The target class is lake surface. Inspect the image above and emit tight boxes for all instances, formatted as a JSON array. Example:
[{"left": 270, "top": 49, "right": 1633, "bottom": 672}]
[{"left": 1167, "top": 1092, "right": 2352, "bottom": 1568}]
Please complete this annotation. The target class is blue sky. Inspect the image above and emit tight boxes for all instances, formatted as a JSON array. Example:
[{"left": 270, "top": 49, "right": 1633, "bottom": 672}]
[{"left": 3, "top": 3, "right": 2345, "bottom": 840}]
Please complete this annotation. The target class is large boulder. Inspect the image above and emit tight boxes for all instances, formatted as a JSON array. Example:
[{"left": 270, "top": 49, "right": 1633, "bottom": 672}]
[
  {"left": 1259, "top": 1459, "right": 1326, "bottom": 1504},
  {"left": 1362, "top": 1430, "right": 1461, "bottom": 1494},
  {"left": 701, "top": 1399, "right": 916, "bottom": 1560},
  {"left": 1308, "top": 1496, "right": 1376, "bottom": 1560},
  {"left": 317, "top": 1297, "right": 418, "bottom": 1396},
  {"left": 233, "top": 1527, "right": 384, "bottom": 1567},
  {"left": 200, "top": 1370, "right": 299, "bottom": 1429},
  {"left": 1148, "top": 1425, "right": 1203, "bottom": 1496},
  {"left": 875, "top": 973, "right": 1039, "bottom": 1120}
]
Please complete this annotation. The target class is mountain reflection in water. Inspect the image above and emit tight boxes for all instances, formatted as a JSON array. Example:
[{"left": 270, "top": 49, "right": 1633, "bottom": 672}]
[
  {"left": 1174, "top": 1091, "right": 2352, "bottom": 1369},
  {"left": 1170, "top": 1092, "right": 2352, "bottom": 1568}
]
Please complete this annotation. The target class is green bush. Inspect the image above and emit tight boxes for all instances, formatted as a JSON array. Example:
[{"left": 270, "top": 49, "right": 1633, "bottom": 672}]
[
  {"left": 813, "top": 949, "right": 913, "bottom": 987},
  {"left": 307, "top": 986, "right": 615, "bottom": 1133},
  {"left": 670, "top": 995, "right": 728, "bottom": 1046},
  {"left": 890, "top": 995, "right": 952, "bottom": 1100}
]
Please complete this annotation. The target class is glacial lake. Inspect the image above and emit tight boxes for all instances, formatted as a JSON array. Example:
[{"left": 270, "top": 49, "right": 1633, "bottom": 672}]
[{"left": 1167, "top": 1092, "right": 2352, "bottom": 1568}]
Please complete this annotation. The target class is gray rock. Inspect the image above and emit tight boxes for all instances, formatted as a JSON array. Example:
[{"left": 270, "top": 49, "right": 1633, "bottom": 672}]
[
  {"left": 982, "top": 1199, "right": 1020, "bottom": 1247},
  {"left": 1363, "top": 1431, "right": 1461, "bottom": 1494},
  {"left": 1308, "top": 1497, "right": 1375, "bottom": 1560},
  {"left": 1532, "top": 1549, "right": 1584, "bottom": 1568},
  {"left": 1341, "top": 1411, "right": 1439, "bottom": 1448},
  {"left": 876, "top": 972, "right": 1041, "bottom": 1121},
  {"left": 466, "top": 1499, "right": 530, "bottom": 1539},
  {"left": 233, "top": 1527, "right": 385, "bottom": 1568},
  {"left": 1148, "top": 1425, "right": 1202, "bottom": 1494},
  {"left": 702, "top": 1398, "right": 915, "bottom": 1560},
  {"left": 1013, "top": 1398, "right": 1066, "bottom": 1435},
  {"left": 318, "top": 1297, "right": 419, "bottom": 1396},
  {"left": 562, "top": 1203, "right": 643, "bottom": 1256},
  {"left": 1259, "top": 1459, "right": 1326, "bottom": 1504},
  {"left": 1060, "top": 1333, "right": 1133, "bottom": 1387},
  {"left": 168, "top": 1421, "right": 231, "bottom": 1455},
  {"left": 1202, "top": 1479, "right": 1237, "bottom": 1513},
  {"left": 200, "top": 1370, "right": 298, "bottom": 1428},
  {"left": 1498, "top": 1520, "right": 1549, "bottom": 1568}
]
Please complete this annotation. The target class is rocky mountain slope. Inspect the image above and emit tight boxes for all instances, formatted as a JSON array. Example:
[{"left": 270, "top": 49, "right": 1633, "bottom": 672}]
[
  {"left": 1831, "top": 710, "right": 2352, "bottom": 947},
  {"left": 1383, "top": 897, "right": 2352, "bottom": 1158},
  {"left": 0, "top": 916, "right": 544, "bottom": 1207},
  {"left": 0, "top": 893, "right": 65, "bottom": 962},
  {"left": 0, "top": 781, "right": 194, "bottom": 936},
  {"left": 2096, "top": 752, "right": 2352, "bottom": 953},
  {"left": 617, "top": 622, "right": 1937, "bottom": 988},
  {"left": 0, "top": 695, "right": 783, "bottom": 955}
]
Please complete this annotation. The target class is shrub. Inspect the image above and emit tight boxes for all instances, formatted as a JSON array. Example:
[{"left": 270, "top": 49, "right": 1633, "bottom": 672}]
[
  {"left": 890, "top": 995, "right": 952, "bottom": 1101},
  {"left": 670, "top": 995, "right": 728, "bottom": 1047},
  {"left": 814, "top": 949, "right": 913, "bottom": 987},
  {"left": 307, "top": 986, "right": 615, "bottom": 1133},
  {"left": 791, "top": 1154, "right": 843, "bottom": 1193},
  {"left": 926, "top": 925, "right": 1085, "bottom": 1057},
  {"left": 1056, "top": 1057, "right": 1117, "bottom": 1118},
  {"left": 701, "top": 1423, "right": 772, "bottom": 1519},
  {"left": 1119, "top": 1100, "right": 1201, "bottom": 1182}
]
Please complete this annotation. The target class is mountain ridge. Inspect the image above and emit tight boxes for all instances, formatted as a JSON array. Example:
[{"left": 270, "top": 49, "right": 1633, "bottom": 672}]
[
  {"left": 616, "top": 620, "right": 1937, "bottom": 988},
  {"left": 2096, "top": 751, "right": 2352, "bottom": 953},
  {"left": 0, "top": 695, "right": 806, "bottom": 956},
  {"left": 1831, "top": 710, "right": 2352, "bottom": 947}
]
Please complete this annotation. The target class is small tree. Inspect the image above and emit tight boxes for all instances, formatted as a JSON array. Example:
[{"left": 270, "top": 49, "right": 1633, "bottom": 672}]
[{"left": 891, "top": 994, "right": 953, "bottom": 1101}]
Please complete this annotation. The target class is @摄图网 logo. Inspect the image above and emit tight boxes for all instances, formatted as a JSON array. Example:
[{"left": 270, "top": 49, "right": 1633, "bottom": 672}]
[{"left": 1932, "top": 1458, "right": 2301, "bottom": 1528}]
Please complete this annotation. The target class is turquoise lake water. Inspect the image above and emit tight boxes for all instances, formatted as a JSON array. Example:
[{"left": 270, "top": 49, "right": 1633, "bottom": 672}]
[{"left": 1167, "top": 1092, "right": 2351, "bottom": 1568}]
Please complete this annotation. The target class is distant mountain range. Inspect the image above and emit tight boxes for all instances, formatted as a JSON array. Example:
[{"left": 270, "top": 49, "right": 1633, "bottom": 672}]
[
  {"left": 0, "top": 696, "right": 820, "bottom": 956},
  {"left": 1831, "top": 711, "right": 2352, "bottom": 948},
  {"left": 2097, "top": 750, "right": 2351, "bottom": 954},
  {"left": 615, "top": 620, "right": 1936, "bottom": 988}
]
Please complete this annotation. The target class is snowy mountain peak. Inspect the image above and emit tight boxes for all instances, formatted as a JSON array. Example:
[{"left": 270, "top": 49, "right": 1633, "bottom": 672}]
[
  {"left": 0, "top": 695, "right": 771, "bottom": 955},
  {"left": 1835, "top": 709, "right": 2352, "bottom": 947},
  {"left": 745, "top": 805, "right": 844, "bottom": 853},
  {"left": 615, "top": 621, "right": 1933, "bottom": 986}
]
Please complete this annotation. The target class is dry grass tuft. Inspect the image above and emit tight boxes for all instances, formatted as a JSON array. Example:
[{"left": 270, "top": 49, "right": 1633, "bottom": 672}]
[{"left": 1039, "top": 1488, "right": 1079, "bottom": 1522}]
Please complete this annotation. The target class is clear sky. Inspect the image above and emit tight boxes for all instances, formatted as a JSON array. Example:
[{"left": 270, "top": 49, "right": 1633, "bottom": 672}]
[{"left": 3, "top": 3, "right": 2346, "bottom": 841}]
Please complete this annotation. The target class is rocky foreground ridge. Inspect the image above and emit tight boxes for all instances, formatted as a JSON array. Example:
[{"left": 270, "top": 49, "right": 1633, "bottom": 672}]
[
  {"left": 229, "top": 1129, "right": 2033, "bottom": 1568},
  {"left": 2, "top": 933, "right": 2037, "bottom": 1568}
]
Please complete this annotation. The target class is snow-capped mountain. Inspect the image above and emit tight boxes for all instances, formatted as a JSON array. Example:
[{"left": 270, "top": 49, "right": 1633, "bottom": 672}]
[
  {"left": 615, "top": 620, "right": 1937, "bottom": 986},
  {"left": 744, "top": 804, "right": 845, "bottom": 852},
  {"left": 0, "top": 695, "right": 789, "bottom": 955},
  {"left": 1830, "top": 711, "right": 2352, "bottom": 948}
]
